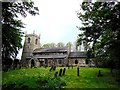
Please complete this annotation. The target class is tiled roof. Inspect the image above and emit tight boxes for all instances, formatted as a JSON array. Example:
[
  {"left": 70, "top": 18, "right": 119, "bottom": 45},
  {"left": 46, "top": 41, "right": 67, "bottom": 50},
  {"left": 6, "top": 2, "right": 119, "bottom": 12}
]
[
  {"left": 33, "top": 47, "right": 67, "bottom": 53},
  {"left": 69, "top": 52, "right": 87, "bottom": 58}
]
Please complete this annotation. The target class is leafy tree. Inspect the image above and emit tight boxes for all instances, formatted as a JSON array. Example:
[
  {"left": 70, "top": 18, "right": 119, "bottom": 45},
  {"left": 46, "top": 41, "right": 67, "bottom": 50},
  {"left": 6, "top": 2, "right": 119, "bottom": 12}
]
[
  {"left": 66, "top": 42, "right": 72, "bottom": 49},
  {"left": 49, "top": 43, "right": 56, "bottom": 47},
  {"left": 42, "top": 43, "right": 57, "bottom": 48},
  {"left": 42, "top": 43, "right": 51, "bottom": 48},
  {"left": 57, "top": 42, "right": 65, "bottom": 47},
  {"left": 2, "top": 1, "right": 39, "bottom": 67},
  {"left": 77, "top": 2, "right": 120, "bottom": 80}
]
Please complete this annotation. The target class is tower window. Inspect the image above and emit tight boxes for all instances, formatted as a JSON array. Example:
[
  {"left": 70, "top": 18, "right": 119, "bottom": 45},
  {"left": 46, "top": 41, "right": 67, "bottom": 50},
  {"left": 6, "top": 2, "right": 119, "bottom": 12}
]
[
  {"left": 35, "top": 39, "right": 38, "bottom": 44},
  {"left": 28, "top": 38, "right": 30, "bottom": 43}
]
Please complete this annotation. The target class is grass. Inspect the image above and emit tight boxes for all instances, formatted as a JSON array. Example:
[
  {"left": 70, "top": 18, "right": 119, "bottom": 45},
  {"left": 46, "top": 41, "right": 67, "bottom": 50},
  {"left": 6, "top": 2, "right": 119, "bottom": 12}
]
[{"left": 2, "top": 67, "right": 120, "bottom": 89}]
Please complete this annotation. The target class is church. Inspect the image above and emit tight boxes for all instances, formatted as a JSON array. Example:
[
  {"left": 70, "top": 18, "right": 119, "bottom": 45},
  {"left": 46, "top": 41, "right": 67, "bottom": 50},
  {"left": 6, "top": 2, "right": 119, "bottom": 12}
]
[{"left": 21, "top": 32, "right": 95, "bottom": 67}]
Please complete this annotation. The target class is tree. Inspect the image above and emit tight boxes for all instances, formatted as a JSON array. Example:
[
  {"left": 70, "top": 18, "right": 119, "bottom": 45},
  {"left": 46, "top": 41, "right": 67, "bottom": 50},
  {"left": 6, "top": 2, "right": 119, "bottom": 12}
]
[
  {"left": 77, "top": 2, "right": 120, "bottom": 80},
  {"left": 49, "top": 43, "right": 56, "bottom": 47},
  {"left": 2, "top": 2, "right": 39, "bottom": 67},
  {"left": 42, "top": 43, "right": 56, "bottom": 48},
  {"left": 66, "top": 42, "right": 72, "bottom": 51},
  {"left": 57, "top": 42, "right": 65, "bottom": 47},
  {"left": 42, "top": 43, "right": 50, "bottom": 48},
  {"left": 66, "top": 42, "right": 72, "bottom": 48}
]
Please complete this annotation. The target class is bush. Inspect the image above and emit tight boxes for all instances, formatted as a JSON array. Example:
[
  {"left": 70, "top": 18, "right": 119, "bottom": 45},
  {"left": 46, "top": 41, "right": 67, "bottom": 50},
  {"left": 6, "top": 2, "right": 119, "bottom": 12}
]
[{"left": 2, "top": 72, "right": 66, "bottom": 89}]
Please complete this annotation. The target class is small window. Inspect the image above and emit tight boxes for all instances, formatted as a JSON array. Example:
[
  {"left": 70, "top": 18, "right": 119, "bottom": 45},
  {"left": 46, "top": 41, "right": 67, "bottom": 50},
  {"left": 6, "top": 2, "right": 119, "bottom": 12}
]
[
  {"left": 35, "top": 39, "right": 38, "bottom": 44},
  {"left": 28, "top": 38, "right": 30, "bottom": 43},
  {"left": 75, "top": 59, "right": 78, "bottom": 64}
]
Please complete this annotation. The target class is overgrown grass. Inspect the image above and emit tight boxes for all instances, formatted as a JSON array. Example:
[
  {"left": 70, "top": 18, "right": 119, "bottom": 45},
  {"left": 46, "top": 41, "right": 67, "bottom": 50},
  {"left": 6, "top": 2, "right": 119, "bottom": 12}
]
[{"left": 2, "top": 67, "right": 120, "bottom": 89}]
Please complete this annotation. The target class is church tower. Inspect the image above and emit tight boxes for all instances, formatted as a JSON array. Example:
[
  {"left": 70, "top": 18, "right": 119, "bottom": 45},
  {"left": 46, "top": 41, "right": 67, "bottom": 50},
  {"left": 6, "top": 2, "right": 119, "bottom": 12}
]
[{"left": 21, "top": 31, "right": 40, "bottom": 66}]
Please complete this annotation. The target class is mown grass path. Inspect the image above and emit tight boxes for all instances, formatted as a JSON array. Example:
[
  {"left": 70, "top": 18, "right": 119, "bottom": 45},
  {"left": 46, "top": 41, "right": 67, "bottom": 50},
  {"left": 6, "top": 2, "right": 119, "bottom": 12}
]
[{"left": 2, "top": 67, "right": 120, "bottom": 88}]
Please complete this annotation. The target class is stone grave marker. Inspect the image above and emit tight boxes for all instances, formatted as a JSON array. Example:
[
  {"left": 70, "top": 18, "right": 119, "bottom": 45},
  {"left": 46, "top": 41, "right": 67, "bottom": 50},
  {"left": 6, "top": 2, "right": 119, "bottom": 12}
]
[
  {"left": 54, "top": 71, "right": 58, "bottom": 78},
  {"left": 49, "top": 66, "right": 53, "bottom": 71},
  {"left": 77, "top": 67, "right": 79, "bottom": 76},
  {"left": 53, "top": 65, "right": 56, "bottom": 71},
  {"left": 97, "top": 70, "right": 103, "bottom": 77},
  {"left": 62, "top": 68, "right": 66, "bottom": 76},
  {"left": 59, "top": 68, "right": 63, "bottom": 76}
]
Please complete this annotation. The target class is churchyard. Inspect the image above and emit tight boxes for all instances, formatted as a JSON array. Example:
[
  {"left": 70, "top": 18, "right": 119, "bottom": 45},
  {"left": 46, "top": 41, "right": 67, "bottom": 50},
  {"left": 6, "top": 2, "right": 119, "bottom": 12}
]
[{"left": 2, "top": 66, "right": 119, "bottom": 89}]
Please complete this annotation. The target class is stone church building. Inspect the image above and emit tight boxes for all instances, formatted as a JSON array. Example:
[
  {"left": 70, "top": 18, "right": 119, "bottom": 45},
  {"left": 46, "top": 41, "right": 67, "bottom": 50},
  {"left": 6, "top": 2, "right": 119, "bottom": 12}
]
[{"left": 21, "top": 32, "right": 95, "bottom": 67}]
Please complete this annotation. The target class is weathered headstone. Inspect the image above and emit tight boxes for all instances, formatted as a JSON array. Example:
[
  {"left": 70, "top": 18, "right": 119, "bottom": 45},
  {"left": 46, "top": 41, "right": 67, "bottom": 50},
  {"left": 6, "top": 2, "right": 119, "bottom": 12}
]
[
  {"left": 49, "top": 66, "right": 53, "bottom": 71},
  {"left": 53, "top": 65, "right": 56, "bottom": 71},
  {"left": 54, "top": 71, "right": 58, "bottom": 78},
  {"left": 97, "top": 70, "right": 103, "bottom": 77},
  {"left": 59, "top": 68, "right": 63, "bottom": 76},
  {"left": 62, "top": 68, "right": 66, "bottom": 76},
  {"left": 77, "top": 67, "right": 79, "bottom": 76}
]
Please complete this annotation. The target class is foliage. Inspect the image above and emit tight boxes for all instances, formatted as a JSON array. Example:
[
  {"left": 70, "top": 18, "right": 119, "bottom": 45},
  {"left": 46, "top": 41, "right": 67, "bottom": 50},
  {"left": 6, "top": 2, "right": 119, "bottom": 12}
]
[
  {"left": 57, "top": 42, "right": 65, "bottom": 47},
  {"left": 2, "top": 67, "right": 119, "bottom": 88},
  {"left": 42, "top": 42, "right": 65, "bottom": 48},
  {"left": 2, "top": 67, "right": 66, "bottom": 89},
  {"left": 66, "top": 42, "right": 72, "bottom": 49},
  {"left": 77, "top": 2, "right": 120, "bottom": 70},
  {"left": 42, "top": 43, "right": 56, "bottom": 48},
  {"left": 2, "top": 1, "right": 39, "bottom": 65}
]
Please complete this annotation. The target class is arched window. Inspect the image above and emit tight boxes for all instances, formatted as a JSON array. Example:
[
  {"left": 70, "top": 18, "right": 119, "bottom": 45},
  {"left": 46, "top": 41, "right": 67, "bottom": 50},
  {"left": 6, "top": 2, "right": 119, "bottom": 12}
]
[
  {"left": 75, "top": 59, "right": 78, "bottom": 64},
  {"left": 28, "top": 37, "right": 30, "bottom": 43},
  {"left": 35, "top": 39, "right": 38, "bottom": 44}
]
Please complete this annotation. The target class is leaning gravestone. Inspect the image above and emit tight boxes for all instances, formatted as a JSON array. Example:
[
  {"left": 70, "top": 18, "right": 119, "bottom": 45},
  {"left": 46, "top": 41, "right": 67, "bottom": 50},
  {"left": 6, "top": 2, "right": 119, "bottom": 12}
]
[
  {"left": 54, "top": 71, "right": 58, "bottom": 78},
  {"left": 77, "top": 67, "right": 80, "bottom": 76},
  {"left": 49, "top": 66, "right": 53, "bottom": 71},
  {"left": 53, "top": 65, "right": 56, "bottom": 71},
  {"left": 97, "top": 70, "right": 103, "bottom": 77},
  {"left": 62, "top": 68, "right": 66, "bottom": 76},
  {"left": 59, "top": 68, "right": 63, "bottom": 76}
]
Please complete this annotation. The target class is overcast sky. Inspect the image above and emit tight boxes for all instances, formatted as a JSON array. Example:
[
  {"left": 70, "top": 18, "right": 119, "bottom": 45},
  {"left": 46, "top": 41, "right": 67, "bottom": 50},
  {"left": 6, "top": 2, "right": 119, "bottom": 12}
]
[{"left": 17, "top": 0, "right": 83, "bottom": 59}]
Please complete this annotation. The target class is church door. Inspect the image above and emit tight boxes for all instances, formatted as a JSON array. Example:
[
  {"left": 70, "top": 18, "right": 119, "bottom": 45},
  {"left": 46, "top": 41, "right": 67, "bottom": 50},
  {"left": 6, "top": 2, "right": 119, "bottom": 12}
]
[{"left": 31, "top": 59, "right": 35, "bottom": 68}]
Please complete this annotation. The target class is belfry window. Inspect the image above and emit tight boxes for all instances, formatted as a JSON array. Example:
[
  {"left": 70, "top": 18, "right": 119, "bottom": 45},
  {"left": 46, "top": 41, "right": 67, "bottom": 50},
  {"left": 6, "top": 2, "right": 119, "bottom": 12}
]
[
  {"left": 28, "top": 38, "right": 30, "bottom": 43},
  {"left": 35, "top": 39, "right": 38, "bottom": 44}
]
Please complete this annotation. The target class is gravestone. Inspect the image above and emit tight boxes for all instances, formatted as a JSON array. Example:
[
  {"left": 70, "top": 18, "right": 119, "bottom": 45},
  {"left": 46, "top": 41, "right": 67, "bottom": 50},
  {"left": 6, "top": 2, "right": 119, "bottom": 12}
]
[
  {"left": 62, "top": 68, "right": 66, "bottom": 76},
  {"left": 59, "top": 68, "right": 63, "bottom": 76},
  {"left": 49, "top": 66, "right": 53, "bottom": 71},
  {"left": 53, "top": 65, "right": 56, "bottom": 71},
  {"left": 97, "top": 70, "right": 103, "bottom": 77},
  {"left": 110, "top": 68, "right": 113, "bottom": 75},
  {"left": 77, "top": 67, "right": 79, "bottom": 76},
  {"left": 54, "top": 71, "right": 58, "bottom": 78}
]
